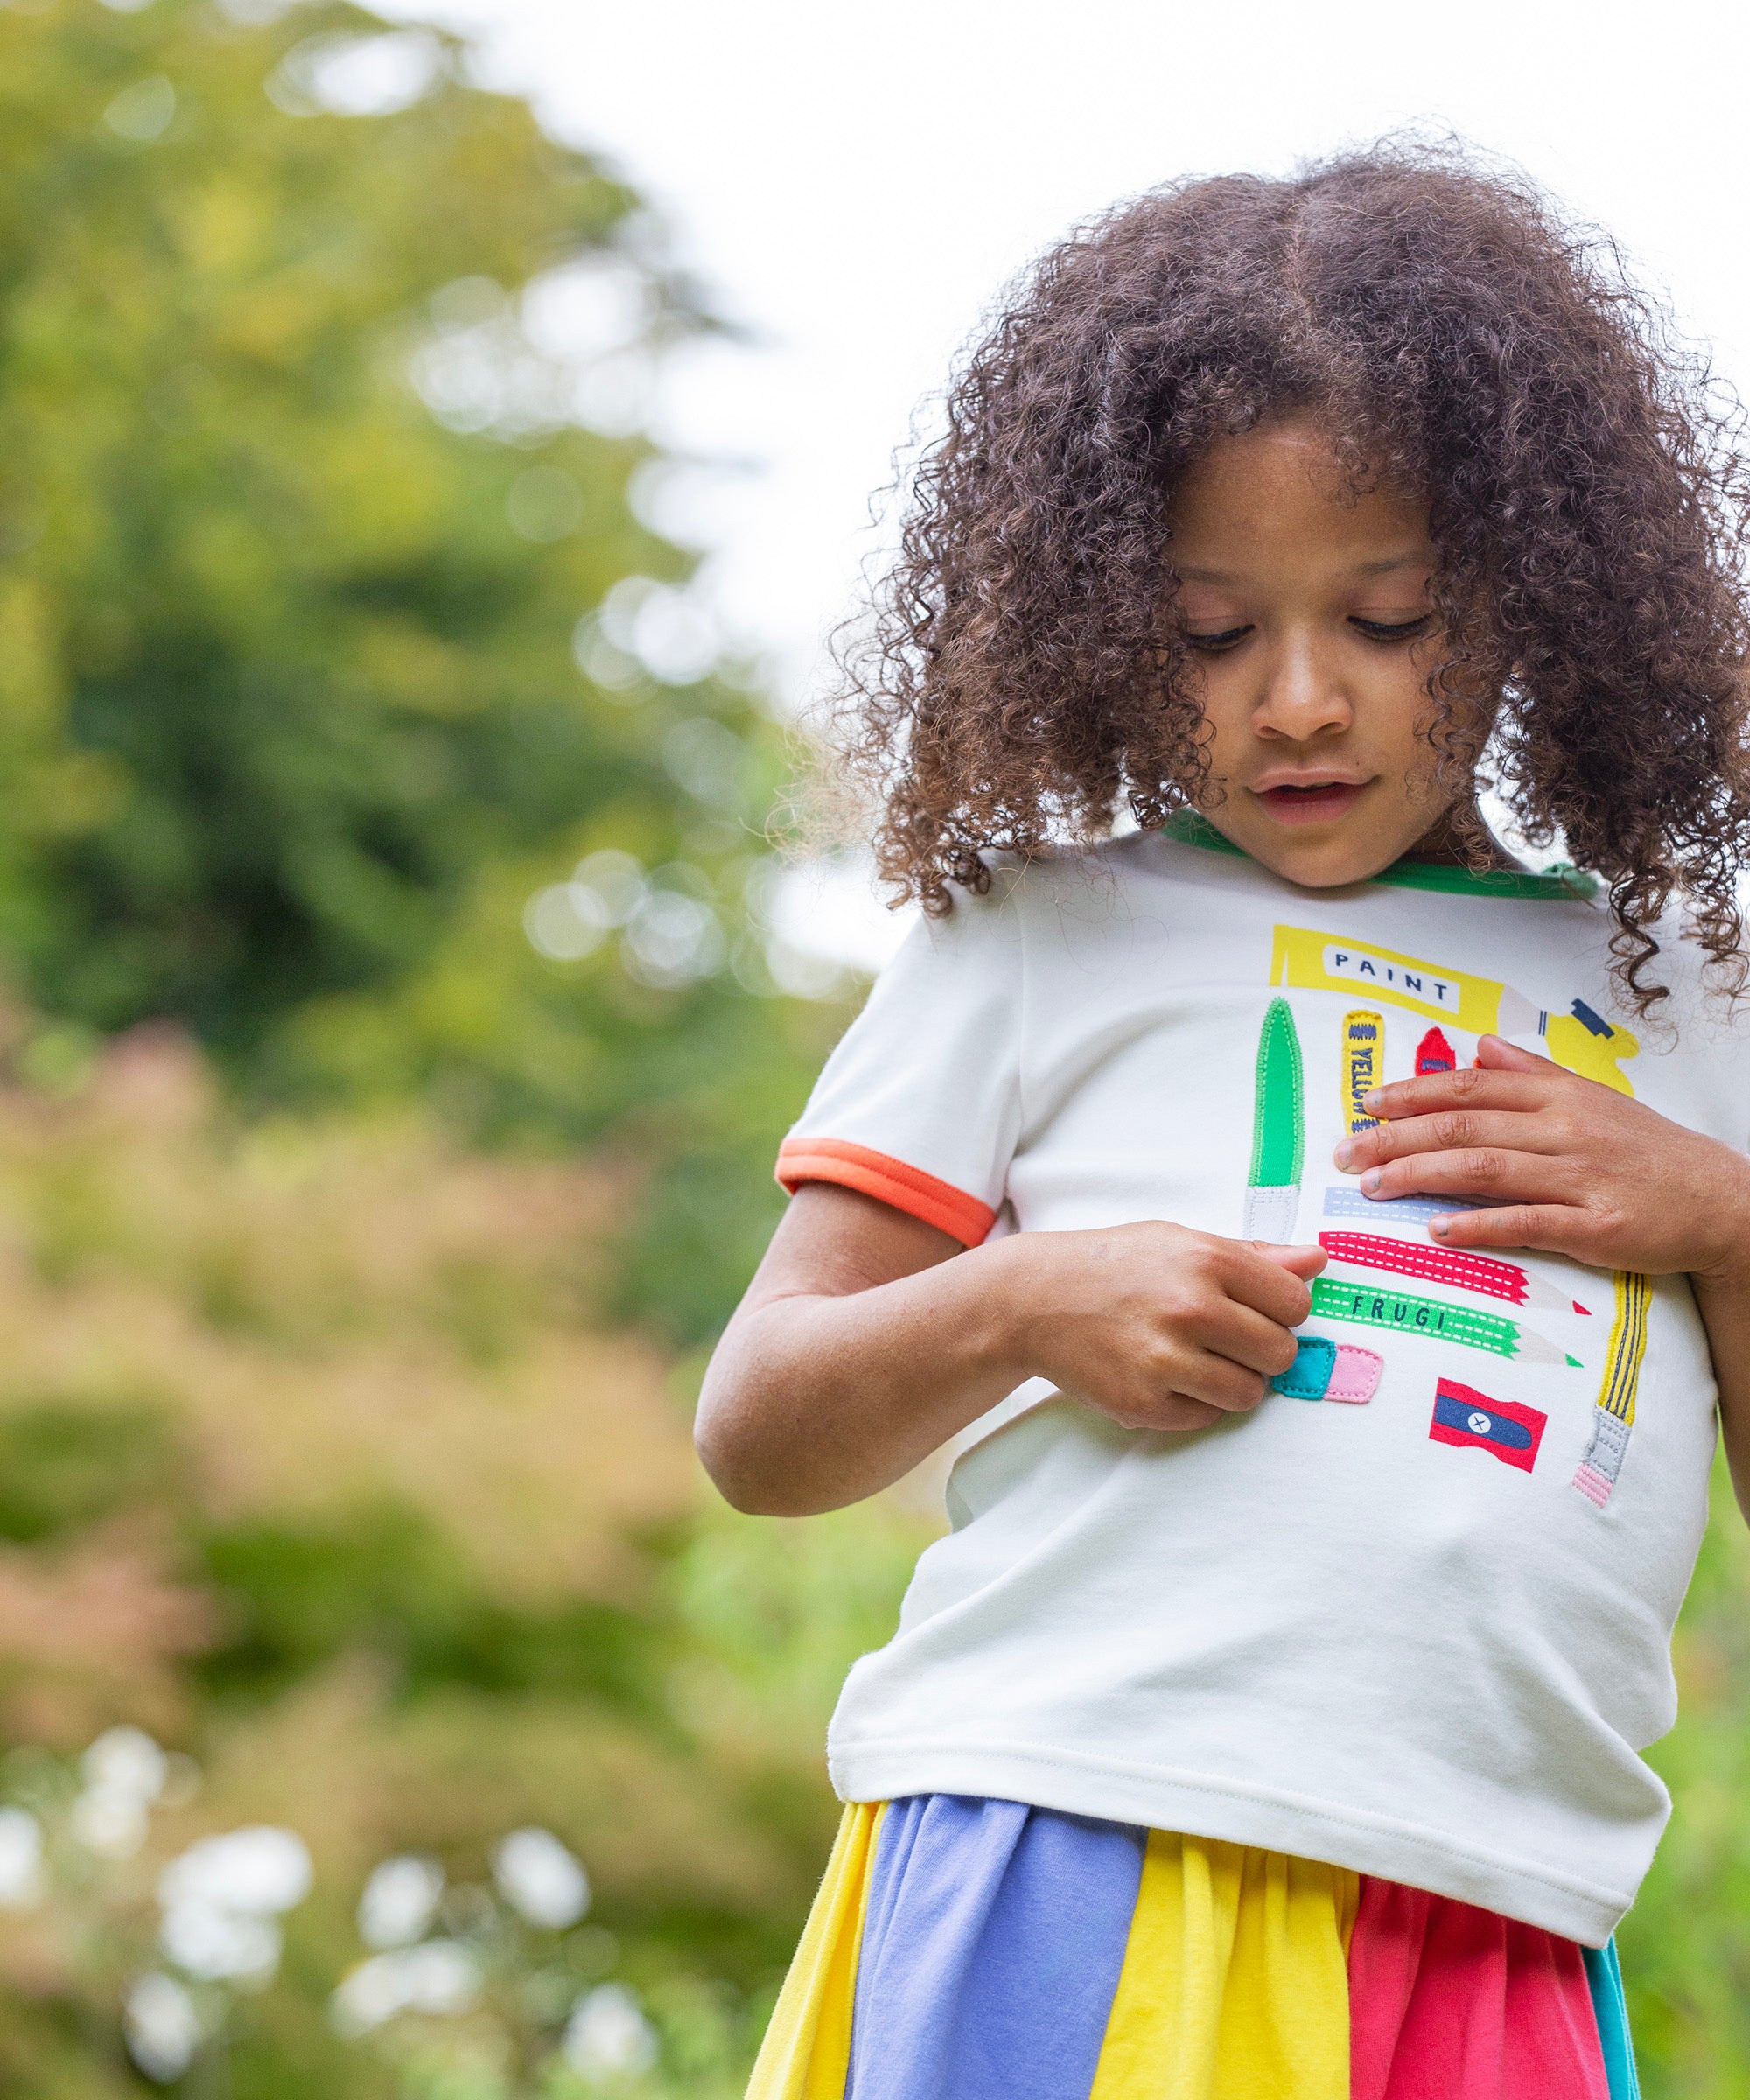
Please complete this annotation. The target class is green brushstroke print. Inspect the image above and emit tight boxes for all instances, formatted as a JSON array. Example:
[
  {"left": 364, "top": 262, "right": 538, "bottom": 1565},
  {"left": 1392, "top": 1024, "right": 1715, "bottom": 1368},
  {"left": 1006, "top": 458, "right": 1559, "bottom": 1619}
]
[{"left": 1250, "top": 996, "right": 1304, "bottom": 1190}]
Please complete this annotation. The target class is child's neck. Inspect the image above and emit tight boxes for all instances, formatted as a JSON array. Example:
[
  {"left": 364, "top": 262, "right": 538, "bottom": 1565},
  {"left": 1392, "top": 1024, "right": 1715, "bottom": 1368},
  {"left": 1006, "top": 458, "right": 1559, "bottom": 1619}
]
[{"left": 1404, "top": 802, "right": 1529, "bottom": 875}]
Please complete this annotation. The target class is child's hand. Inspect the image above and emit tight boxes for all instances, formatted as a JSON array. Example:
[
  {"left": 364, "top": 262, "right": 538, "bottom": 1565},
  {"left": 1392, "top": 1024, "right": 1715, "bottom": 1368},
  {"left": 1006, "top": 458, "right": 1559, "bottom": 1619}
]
[
  {"left": 997, "top": 1223, "right": 1326, "bottom": 1433},
  {"left": 1334, "top": 1034, "right": 1750, "bottom": 1284}
]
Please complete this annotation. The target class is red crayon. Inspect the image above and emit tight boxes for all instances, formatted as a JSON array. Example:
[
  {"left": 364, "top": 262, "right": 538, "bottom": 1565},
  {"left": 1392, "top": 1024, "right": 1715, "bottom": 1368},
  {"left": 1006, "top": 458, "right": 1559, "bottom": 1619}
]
[{"left": 1416, "top": 1027, "right": 1456, "bottom": 1074}]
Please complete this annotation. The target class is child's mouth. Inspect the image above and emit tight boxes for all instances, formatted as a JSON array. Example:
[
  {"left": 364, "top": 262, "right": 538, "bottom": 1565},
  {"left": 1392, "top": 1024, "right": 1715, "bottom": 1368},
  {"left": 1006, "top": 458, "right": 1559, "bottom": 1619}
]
[{"left": 1254, "top": 780, "right": 1368, "bottom": 824}]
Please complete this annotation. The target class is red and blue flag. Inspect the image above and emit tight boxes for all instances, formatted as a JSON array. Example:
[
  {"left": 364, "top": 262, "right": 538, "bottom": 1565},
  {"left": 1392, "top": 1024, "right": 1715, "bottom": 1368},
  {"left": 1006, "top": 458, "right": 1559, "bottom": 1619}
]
[{"left": 1429, "top": 1378, "right": 1546, "bottom": 1473}]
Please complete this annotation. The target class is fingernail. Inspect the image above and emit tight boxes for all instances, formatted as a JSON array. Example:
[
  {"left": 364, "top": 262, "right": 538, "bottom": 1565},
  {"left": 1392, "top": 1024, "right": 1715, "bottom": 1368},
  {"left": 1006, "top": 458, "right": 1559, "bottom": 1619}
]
[
  {"left": 1334, "top": 1140, "right": 1353, "bottom": 1168},
  {"left": 1361, "top": 1169, "right": 1381, "bottom": 1194},
  {"left": 1431, "top": 1215, "right": 1449, "bottom": 1238},
  {"left": 1362, "top": 1089, "right": 1383, "bottom": 1112}
]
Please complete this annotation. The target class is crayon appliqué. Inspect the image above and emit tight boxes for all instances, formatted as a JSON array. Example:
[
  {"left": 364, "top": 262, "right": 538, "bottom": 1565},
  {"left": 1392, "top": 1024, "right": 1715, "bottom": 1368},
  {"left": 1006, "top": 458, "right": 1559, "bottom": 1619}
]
[
  {"left": 1342, "top": 1011, "right": 1383, "bottom": 1138},
  {"left": 1415, "top": 1027, "right": 1456, "bottom": 1074},
  {"left": 1572, "top": 1272, "right": 1651, "bottom": 1508},
  {"left": 1244, "top": 996, "right": 1304, "bottom": 1244}
]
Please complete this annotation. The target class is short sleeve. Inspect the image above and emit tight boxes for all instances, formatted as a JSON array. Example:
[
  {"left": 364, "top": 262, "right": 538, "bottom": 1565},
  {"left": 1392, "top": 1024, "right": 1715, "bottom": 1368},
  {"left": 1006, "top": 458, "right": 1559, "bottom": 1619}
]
[{"left": 775, "top": 888, "right": 1024, "bottom": 1245}]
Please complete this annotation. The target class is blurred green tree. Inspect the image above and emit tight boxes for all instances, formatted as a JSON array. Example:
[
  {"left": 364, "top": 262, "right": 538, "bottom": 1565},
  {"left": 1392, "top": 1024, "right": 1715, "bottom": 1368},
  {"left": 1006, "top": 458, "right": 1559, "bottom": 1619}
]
[{"left": 0, "top": 0, "right": 836, "bottom": 1336}]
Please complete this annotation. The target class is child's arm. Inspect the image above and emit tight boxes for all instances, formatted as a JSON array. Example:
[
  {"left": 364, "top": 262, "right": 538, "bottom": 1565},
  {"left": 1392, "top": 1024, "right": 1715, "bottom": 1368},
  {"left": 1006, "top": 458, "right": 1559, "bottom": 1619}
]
[
  {"left": 1336, "top": 1036, "right": 1750, "bottom": 1522},
  {"left": 696, "top": 1183, "right": 1325, "bottom": 1516}
]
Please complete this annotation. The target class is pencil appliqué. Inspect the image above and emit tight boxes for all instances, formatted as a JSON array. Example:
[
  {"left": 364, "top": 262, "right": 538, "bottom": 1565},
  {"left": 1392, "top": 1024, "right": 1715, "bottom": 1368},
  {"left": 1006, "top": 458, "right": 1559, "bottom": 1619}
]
[{"left": 1572, "top": 1272, "right": 1651, "bottom": 1508}]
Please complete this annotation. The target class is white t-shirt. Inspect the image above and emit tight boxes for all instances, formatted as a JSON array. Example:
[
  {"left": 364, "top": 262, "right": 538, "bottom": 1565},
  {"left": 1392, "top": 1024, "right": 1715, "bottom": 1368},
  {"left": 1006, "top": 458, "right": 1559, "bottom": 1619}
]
[{"left": 776, "top": 817, "right": 1747, "bottom": 1946}]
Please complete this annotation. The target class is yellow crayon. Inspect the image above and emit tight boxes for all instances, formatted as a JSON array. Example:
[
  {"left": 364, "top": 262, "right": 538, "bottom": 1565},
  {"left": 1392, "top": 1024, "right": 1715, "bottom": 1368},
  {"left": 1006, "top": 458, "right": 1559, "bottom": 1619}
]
[
  {"left": 1269, "top": 926, "right": 1638, "bottom": 1095},
  {"left": 1342, "top": 1011, "right": 1382, "bottom": 1138}
]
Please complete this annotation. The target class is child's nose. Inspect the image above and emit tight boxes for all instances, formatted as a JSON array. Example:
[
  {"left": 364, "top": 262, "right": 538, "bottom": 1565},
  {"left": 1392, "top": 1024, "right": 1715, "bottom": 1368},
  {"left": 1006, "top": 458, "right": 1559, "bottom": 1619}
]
[{"left": 1252, "top": 635, "right": 1354, "bottom": 741}]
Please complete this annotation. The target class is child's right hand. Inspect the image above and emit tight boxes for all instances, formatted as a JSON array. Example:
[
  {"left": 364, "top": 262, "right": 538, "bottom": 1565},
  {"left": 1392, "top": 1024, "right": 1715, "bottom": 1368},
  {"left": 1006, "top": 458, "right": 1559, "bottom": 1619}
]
[
  {"left": 697, "top": 1184, "right": 1326, "bottom": 1516},
  {"left": 990, "top": 1223, "right": 1326, "bottom": 1435}
]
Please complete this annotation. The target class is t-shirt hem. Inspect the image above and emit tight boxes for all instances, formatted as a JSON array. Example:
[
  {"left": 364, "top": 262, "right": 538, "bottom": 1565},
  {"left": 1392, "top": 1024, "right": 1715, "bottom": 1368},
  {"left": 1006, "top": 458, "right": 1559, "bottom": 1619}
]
[
  {"left": 826, "top": 1735, "right": 1634, "bottom": 1948},
  {"left": 775, "top": 1137, "right": 997, "bottom": 1245}
]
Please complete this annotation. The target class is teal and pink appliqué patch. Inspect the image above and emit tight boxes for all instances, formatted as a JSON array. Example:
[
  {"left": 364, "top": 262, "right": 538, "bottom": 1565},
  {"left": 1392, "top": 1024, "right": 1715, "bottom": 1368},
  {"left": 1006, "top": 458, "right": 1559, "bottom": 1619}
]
[{"left": 1272, "top": 1334, "right": 1383, "bottom": 1403}]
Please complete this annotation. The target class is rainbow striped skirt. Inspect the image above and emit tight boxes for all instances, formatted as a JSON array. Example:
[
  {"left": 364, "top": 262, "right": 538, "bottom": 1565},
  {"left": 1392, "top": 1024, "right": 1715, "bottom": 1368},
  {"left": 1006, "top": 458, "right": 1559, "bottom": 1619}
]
[{"left": 747, "top": 1797, "right": 1639, "bottom": 2099}]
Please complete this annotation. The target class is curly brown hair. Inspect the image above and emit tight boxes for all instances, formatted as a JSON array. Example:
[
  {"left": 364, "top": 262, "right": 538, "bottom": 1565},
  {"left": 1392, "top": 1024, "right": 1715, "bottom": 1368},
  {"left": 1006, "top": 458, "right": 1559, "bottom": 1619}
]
[{"left": 831, "top": 139, "right": 1750, "bottom": 1009}]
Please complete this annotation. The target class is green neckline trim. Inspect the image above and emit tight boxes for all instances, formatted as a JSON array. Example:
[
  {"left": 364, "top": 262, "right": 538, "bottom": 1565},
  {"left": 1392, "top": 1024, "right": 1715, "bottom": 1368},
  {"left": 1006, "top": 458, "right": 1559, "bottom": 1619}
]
[{"left": 1158, "top": 809, "right": 1598, "bottom": 900}]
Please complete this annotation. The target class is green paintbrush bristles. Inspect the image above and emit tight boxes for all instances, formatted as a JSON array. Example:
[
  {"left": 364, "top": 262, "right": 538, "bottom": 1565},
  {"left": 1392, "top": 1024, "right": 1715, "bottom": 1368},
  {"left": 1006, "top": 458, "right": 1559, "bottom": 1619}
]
[{"left": 1244, "top": 995, "right": 1303, "bottom": 1242}]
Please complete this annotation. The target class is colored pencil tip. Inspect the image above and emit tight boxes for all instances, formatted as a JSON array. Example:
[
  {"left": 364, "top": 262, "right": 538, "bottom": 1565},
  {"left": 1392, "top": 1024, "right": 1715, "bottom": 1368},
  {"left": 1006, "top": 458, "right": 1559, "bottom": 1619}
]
[
  {"left": 1572, "top": 1300, "right": 1590, "bottom": 1314},
  {"left": 1565, "top": 1354, "right": 1584, "bottom": 1368}
]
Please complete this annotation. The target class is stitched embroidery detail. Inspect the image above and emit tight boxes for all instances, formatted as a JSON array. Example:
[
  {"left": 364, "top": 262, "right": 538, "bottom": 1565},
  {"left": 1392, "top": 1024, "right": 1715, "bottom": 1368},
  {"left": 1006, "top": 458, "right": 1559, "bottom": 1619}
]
[
  {"left": 1270, "top": 1336, "right": 1382, "bottom": 1403},
  {"left": 1429, "top": 1377, "right": 1547, "bottom": 1472},
  {"left": 1323, "top": 1186, "right": 1483, "bottom": 1228},
  {"left": 1415, "top": 1026, "right": 1456, "bottom": 1074},
  {"left": 1309, "top": 1278, "right": 1568, "bottom": 1362},
  {"left": 1318, "top": 1230, "right": 1585, "bottom": 1314},
  {"left": 1268, "top": 926, "right": 1639, "bottom": 1095},
  {"left": 1244, "top": 997, "right": 1304, "bottom": 1244},
  {"left": 1572, "top": 1272, "right": 1651, "bottom": 1507},
  {"left": 1273, "top": 1335, "right": 1336, "bottom": 1399},
  {"left": 1326, "top": 1345, "right": 1382, "bottom": 1403},
  {"left": 1342, "top": 1011, "right": 1383, "bottom": 1137}
]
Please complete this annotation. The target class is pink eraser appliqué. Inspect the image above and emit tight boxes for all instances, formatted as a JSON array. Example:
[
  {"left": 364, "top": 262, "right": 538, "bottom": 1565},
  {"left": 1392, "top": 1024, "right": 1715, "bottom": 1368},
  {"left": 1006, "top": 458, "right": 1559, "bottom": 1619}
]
[{"left": 1325, "top": 1345, "right": 1382, "bottom": 1404}]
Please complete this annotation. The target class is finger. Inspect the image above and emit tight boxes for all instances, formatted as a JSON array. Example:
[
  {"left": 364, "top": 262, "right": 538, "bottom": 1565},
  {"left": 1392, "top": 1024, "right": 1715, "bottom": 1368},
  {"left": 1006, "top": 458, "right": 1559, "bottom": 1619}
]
[
  {"left": 1355, "top": 1066, "right": 1562, "bottom": 1129},
  {"left": 1225, "top": 1246, "right": 1320, "bottom": 1325},
  {"left": 1256, "top": 1242, "right": 1327, "bottom": 1281},
  {"left": 1166, "top": 1346, "right": 1271, "bottom": 1413},
  {"left": 1197, "top": 1300, "right": 1303, "bottom": 1379},
  {"left": 1475, "top": 1033, "right": 1559, "bottom": 1072},
  {"left": 1354, "top": 1147, "right": 1578, "bottom": 1208},
  {"left": 1426, "top": 1201, "right": 1596, "bottom": 1261},
  {"left": 1340, "top": 1109, "right": 1572, "bottom": 1174},
  {"left": 1102, "top": 1392, "right": 1226, "bottom": 1435}
]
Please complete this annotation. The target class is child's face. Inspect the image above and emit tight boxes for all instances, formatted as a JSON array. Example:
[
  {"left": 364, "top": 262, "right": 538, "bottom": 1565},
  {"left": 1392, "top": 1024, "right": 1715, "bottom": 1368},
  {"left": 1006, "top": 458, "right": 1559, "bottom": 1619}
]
[{"left": 1169, "top": 418, "right": 1477, "bottom": 886}]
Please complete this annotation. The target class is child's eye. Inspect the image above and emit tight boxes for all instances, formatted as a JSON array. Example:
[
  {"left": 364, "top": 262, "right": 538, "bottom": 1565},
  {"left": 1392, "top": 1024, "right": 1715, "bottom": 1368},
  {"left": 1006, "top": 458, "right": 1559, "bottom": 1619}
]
[
  {"left": 1186, "top": 625, "right": 1254, "bottom": 653},
  {"left": 1349, "top": 614, "right": 1433, "bottom": 643}
]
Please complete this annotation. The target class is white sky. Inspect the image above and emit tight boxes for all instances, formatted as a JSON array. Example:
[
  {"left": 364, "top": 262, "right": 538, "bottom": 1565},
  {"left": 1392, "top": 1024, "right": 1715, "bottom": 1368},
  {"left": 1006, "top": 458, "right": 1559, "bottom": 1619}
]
[{"left": 374, "top": 0, "right": 1750, "bottom": 964}]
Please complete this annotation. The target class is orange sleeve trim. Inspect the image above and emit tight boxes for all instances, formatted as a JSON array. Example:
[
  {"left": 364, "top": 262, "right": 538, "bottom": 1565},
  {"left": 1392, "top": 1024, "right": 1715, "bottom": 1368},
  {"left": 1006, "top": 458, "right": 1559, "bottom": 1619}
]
[{"left": 775, "top": 1138, "right": 998, "bottom": 1247}]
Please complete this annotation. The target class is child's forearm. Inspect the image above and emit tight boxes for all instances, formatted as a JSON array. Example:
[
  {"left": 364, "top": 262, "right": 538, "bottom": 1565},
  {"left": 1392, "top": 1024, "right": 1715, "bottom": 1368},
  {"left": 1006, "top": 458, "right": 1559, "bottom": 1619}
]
[
  {"left": 697, "top": 1228, "right": 1035, "bottom": 1516},
  {"left": 1690, "top": 1256, "right": 1750, "bottom": 1526},
  {"left": 696, "top": 1182, "right": 1317, "bottom": 1517}
]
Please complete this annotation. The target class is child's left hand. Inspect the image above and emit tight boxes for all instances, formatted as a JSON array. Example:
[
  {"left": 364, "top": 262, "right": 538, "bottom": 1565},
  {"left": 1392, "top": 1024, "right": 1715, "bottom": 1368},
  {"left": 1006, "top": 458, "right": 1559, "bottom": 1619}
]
[{"left": 1334, "top": 1034, "right": 1750, "bottom": 1284}]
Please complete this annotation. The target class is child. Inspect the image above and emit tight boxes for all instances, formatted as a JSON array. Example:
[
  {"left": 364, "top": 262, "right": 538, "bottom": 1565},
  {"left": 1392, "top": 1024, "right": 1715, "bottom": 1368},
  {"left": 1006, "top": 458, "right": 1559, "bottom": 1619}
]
[{"left": 699, "top": 144, "right": 1750, "bottom": 2099}]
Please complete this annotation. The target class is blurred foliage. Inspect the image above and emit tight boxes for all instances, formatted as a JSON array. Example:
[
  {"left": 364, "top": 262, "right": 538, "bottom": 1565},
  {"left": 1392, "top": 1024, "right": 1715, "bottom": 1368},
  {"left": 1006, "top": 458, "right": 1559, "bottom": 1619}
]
[
  {"left": 0, "top": 0, "right": 841, "bottom": 1344},
  {"left": 0, "top": 1026, "right": 926, "bottom": 2095},
  {"left": 1622, "top": 1471, "right": 1750, "bottom": 2097}
]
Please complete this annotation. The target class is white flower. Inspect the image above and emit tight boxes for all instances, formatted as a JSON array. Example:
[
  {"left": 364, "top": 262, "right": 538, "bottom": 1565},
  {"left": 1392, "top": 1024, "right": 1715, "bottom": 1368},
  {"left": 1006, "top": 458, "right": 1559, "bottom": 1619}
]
[
  {"left": 490, "top": 1827, "right": 590, "bottom": 1928},
  {"left": 357, "top": 1854, "right": 444, "bottom": 1950},
  {"left": 124, "top": 1973, "right": 202, "bottom": 2083},
  {"left": 70, "top": 1788, "right": 149, "bottom": 1860},
  {"left": 82, "top": 1726, "right": 168, "bottom": 1803},
  {"left": 330, "top": 1941, "right": 480, "bottom": 2035},
  {"left": 156, "top": 1826, "right": 312, "bottom": 1988},
  {"left": 563, "top": 1984, "right": 658, "bottom": 2078},
  {"left": 160, "top": 1900, "right": 282, "bottom": 1984},
  {"left": 70, "top": 1726, "right": 170, "bottom": 1860},
  {"left": 0, "top": 1807, "right": 42, "bottom": 1907},
  {"left": 158, "top": 1827, "right": 312, "bottom": 1916}
]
